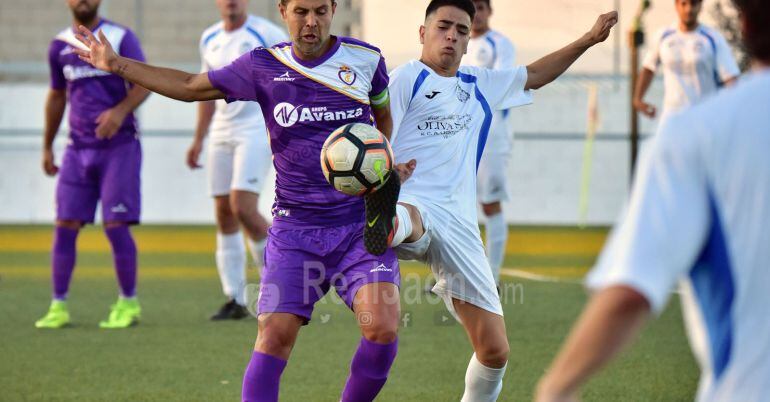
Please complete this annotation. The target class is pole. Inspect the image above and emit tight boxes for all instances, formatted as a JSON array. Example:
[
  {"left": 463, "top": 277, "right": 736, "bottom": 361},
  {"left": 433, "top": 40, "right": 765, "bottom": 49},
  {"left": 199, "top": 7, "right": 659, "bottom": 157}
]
[{"left": 629, "top": 1, "right": 650, "bottom": 181}]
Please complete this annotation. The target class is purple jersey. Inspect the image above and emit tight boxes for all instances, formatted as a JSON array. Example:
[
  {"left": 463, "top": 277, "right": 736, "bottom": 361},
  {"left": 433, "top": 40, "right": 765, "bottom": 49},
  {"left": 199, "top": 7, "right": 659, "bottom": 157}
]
[
  {"left": 208, "top": 37, "right": 389, "bottom": 228},
  {"left": 48, "top": 20, "right": 145, "bottom": 148}
]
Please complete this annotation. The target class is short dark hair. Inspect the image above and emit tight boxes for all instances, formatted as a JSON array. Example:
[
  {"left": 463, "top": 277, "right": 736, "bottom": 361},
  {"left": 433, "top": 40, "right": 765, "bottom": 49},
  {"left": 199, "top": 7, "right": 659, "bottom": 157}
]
[
  {"left": 425, "top": 0, "right": 476, "bottom": 22},
  {"left": 733, "top": 0, "right": 770, "bottom": 62},
  {"left": 279, "top": 0, "right": 336, "bottom": 6}
]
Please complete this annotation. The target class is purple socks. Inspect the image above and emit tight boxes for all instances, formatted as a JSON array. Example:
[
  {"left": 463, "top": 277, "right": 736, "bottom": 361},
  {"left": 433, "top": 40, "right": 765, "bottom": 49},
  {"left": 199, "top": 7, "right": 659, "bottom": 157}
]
[
  {"left": 242, "top": 351, "right": 287, "bottom": 402},
  {"left": 341, "top": 337, "right": 399, "bottom": 402},
  {"left": 52, "top": 226, "right": 79, "bottom": 300},
  {"left": 105, "top": 226, "right": 138, "bottom": 298}
]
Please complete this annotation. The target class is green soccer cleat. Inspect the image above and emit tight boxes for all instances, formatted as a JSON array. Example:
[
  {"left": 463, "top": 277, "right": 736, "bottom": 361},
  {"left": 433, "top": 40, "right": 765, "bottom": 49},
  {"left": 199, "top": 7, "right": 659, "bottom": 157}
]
[
  {"left": 99, "top": 298, "right": 141, "bottom": 329},
  {"left": 35, "top": 300, "right": 71, "bottom": 329}
]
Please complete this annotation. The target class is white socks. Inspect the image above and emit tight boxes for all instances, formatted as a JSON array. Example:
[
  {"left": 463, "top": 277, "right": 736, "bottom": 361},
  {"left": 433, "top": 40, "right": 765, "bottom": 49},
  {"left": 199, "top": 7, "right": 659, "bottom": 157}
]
[
  {"left": 461, "top": 353, "right": 507, "bottom": 402},
  {"left": 246, "top": 237, "right": 267, "bottom": 268},
  {"left": 485, "top": 212, "right": 507, "bottom": 283},
  {"left": 391, "top": 204, "right": 413, "bottom": 247},
  {"left": 215, "top": 231, "right": 246, "bottom": 305}
]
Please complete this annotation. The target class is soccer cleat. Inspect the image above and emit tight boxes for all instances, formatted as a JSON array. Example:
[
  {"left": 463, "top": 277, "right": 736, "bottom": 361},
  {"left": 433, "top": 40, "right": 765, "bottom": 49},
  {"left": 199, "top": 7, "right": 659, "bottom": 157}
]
[
  {"left": 210, "top": 299, "right": 249, "bottom": 321},
  {"left": 364, "top": 172, "right": 401, "bottom": 256},
  {"left": 99, "top": 298, "right": 141, "bottom": 329},
  {"left": 35, "top": 300, "right": 71, "bottom": 329}
]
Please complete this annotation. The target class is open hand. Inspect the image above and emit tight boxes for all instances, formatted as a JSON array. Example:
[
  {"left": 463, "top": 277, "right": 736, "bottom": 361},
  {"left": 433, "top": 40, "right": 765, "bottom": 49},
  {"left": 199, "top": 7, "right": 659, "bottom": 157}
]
[
  {"left": 587, "top": 11, "right": 618, "bottom": 45},
  {"left": 73, "top": 25, "right": 119, "bottom": 73}
]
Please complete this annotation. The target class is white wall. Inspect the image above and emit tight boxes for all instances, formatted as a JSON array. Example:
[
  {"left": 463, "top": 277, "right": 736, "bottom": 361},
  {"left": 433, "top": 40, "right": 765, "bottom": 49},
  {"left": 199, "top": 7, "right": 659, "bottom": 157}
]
[{"left": 0, "top": 77, "right": 663, "bottom": 225}]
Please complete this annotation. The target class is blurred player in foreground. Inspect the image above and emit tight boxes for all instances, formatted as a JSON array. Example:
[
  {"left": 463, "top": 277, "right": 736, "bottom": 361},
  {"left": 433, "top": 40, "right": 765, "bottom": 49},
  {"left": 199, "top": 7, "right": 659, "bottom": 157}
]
[
  {"left": 73, "top": 0, "right": 401, "bottom": 400},
  {"left": 633, "top": 0, "right": 740, "bottom": 120},
  {"left": 189, "top": 0, "right": 286, "bottom": 321},
  {"left": 36, "top": 0, "right": 149, "bottom": 329},
  {"left": 384, "top": 0, "right": 617, "bottom": 400},
  {"left": 536, "top": 1, "right": 770, "bottom": 401},
  {"left": 462, "top": 0, "right": 518, "bottom": 288}
]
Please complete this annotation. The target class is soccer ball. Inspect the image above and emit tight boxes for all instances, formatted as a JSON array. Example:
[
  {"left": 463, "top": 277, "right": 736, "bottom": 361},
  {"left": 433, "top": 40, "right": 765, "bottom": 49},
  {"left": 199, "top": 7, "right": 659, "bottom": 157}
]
[{"left": 321, "top": 123, "right": 394, "bottom": 196}]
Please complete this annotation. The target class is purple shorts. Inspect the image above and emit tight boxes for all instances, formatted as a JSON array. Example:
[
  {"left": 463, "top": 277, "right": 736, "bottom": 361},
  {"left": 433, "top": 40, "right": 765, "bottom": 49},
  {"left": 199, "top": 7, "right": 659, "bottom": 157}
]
[
  {"left": 258, "top": 221, "right": 400, "bottom": 323},
  {"left": 56, "top": 140, "right": 142, "bottom": 224}
]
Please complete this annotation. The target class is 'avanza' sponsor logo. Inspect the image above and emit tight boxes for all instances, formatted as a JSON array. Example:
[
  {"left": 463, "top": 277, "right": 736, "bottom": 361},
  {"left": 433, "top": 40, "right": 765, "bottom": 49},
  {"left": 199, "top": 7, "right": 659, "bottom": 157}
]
[{"left": 273, "top": 102, "right": 364, "bottom": 128}]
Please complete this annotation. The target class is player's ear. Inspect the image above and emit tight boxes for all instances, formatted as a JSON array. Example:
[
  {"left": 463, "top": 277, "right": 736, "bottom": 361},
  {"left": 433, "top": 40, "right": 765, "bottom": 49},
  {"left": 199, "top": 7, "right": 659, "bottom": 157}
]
[
  {"left": 278, "top": 1, "right": 288, "bottom": 21},
  {"left": 331, "top": 0, "right": 337, "bottom": 15},
  {"left": 419, "top": 25, "right": 425, "bottom": 45}
]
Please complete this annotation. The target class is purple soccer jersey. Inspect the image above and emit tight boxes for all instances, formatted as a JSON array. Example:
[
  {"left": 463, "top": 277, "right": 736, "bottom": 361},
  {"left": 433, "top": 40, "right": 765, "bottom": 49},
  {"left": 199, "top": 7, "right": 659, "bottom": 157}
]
[
  {"left": 208, "top": 36, "right": 389, "bottom": 228},
  {"left": 49, "top": 19, "right": 145, "bottom": 148}
]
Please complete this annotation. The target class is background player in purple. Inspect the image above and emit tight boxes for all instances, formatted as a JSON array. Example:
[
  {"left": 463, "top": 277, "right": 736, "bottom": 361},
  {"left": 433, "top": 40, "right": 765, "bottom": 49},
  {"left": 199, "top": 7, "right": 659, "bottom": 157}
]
[
  {"left": 73, "top": 0, "right": 400, "bottom": 400},
  {"left": 35, "top": 0, "right": 150, "bottom": 330}
]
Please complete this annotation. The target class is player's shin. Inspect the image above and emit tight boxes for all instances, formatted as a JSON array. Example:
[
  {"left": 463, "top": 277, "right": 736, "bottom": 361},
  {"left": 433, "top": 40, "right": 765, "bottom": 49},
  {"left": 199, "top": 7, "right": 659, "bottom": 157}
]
[
  {"left": 105, "top": 226, "right": 137, "bottom": 298},
  {"left": 242, "top": 351, "right": 287, "bottom": 402},
  {"left": 485, "top": 212, "right": 507, "bottom": 283},
  {"left": 341, "top": 337, "right": 399, "bottom": 402},
  {"left": 461, "top": 353, "right": 507, "bottom": 402},
  {"left": 390, "top": 204, "right": 413, "bottom": 247},
  {"left": 52, "top": 226, "right": 79, "bottom": 300}
]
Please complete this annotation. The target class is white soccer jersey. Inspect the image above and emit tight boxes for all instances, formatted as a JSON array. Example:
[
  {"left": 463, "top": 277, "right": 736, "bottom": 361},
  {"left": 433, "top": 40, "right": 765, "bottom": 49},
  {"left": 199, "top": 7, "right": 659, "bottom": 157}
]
[
  {"left": 389, "top": 60, "right": 532, "bottom": 224},
  {"left": 587, "top": 70, "right": 770, "bottom": 402},
  {"left": 200, "top": 15, "right": 287, "bottom": 137},
  {"left": 643, "top": 24, "right": 740, "bottom": 114},
  {"left": 462, "top": 30, "right": 517, "bottom": 155}
]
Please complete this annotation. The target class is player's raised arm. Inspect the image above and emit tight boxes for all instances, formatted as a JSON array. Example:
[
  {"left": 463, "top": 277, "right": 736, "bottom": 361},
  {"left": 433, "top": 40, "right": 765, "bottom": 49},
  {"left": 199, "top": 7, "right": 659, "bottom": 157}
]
[
  {"left": 74, "top": 26, "right": 224, "bottom": 102},
  {"left": 525, "top": 11, "right": 617, "bottom": 90}
]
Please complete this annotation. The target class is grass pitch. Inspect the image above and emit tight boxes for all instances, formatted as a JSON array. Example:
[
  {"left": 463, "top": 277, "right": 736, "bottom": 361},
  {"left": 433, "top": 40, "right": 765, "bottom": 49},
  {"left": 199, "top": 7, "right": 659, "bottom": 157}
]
[{"left": 0, "top": 225, "right": 698, "bottom": 401}]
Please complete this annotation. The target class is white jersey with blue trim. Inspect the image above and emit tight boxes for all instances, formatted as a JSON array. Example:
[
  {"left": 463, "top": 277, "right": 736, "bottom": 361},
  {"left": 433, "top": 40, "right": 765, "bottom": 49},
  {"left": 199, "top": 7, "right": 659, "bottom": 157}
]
[
  {"left": 200, "top": 15, "right": 287, "bottom": 137},
  {"left": 643, "top": 24, "right": 740, "bottom": 115},
  {"left": 587, "top": 70, "right": 770, "bottom": 402},
  {"left": 389, "top": 60, "right": 532, "bottom": 225},
  {"left": 462, "top": 30, "right": 517, "bottom": 155}
]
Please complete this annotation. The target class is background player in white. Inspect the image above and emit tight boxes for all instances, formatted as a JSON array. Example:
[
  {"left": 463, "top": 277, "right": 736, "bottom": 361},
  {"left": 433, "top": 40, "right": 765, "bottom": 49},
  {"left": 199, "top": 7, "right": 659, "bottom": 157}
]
[
  {"left": 187, "top": 0, "right": 287, "bottom": 321},
  {"left": 633, "top": 0, "right": 740, "bottom": 120},
  {"left": 535, "top": 1, "right": 770, "bottom": 400},
  {"left": 462, "top": 0, "right": 517, "bottom": 288},
  {"left": 385, "top": 1, "right": 617, "bottom": 400}
]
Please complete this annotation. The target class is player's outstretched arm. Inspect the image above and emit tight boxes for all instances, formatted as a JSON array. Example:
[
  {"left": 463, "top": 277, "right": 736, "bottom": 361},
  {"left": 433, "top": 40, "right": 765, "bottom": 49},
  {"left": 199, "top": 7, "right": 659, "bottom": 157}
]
[
  {"left": 525, "top": 12, "right": 618, "bottom": 90},
  {"left": 534, "top": 285, "right": 650, "bottom": 402},
  {"left": 73, "top": 26, "right": 224, "bottom": 102}
]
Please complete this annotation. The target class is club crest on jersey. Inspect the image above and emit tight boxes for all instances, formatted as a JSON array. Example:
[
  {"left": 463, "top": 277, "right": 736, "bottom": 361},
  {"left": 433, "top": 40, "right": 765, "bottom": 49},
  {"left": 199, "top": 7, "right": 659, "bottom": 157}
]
[
  {"left": 273, "top": 102, "right": 364, "bottom": 128},
  {"left": 456, "top": 85, "right": 471, "bottom": 103},
  {"left": 338, "top": 65, "right": 357, "bottom": 86}
]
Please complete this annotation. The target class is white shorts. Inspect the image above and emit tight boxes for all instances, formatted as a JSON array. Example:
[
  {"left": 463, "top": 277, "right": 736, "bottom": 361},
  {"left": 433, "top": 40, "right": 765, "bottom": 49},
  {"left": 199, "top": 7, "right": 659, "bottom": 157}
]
[
  {"left": 207, "top": 133, "right": 272, "bottom": 197},
  {"left": 395, "top": 200, "right": 503, "bottom": 321},
  {"left": 476, "top": 152, "right": 511, "bottom": 204}
]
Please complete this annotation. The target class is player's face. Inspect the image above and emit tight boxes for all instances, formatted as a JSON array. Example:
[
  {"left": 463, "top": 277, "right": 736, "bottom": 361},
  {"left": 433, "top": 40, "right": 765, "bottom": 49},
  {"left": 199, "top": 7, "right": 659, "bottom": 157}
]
[
  {"left": 472, "top": 1, "right": 491, "bottom": 34},
  {"left": 420, "top": 6, "right": 472, "bottom": 71},
  {"left": 216, "top": 0, "right": 248, "bottom": 20},
  {"left": 67, "top": 0, "right": 100, "bottom": 23},
  {"left": 280, "top": 0, "right": 336, "bottom": 57},
  {"left": 675, "top": 0, "right": 702, "bottom": 28}
]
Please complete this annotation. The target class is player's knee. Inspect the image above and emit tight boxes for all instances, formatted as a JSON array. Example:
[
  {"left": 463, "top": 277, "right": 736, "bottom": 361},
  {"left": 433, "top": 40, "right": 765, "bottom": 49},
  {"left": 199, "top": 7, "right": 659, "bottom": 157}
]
[
  {"left": 475, "top": 341, "right": 510, "bottom": 368},
  {"left": 361, "top": 323, "right": 398, "bottom": 344},
  {"left": 230, "top": 198, "right": 256, "bottom": 223},
  {"left": 56, "top": 220, "right": 83, "bottom": 230},
  {"left": 255, "top": 327, "right": 295, "bottom": 357},
  {"left": 482, "top": 202, "right": 502, "bottom": 216}
]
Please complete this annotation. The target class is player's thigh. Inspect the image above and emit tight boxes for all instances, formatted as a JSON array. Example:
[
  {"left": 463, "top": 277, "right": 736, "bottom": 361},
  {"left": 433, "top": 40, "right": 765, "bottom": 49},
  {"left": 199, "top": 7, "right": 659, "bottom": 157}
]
[
  {"left": 56, "top": 146, "right": 99, "bottom": 224},
  {"left": 259, "top": 226, "right": 331, "bottom": 323},
  {"left": 100, "top": 140, "right": 142, "bottom": 224},
  {"left": 207, "top": 138, "right": 235, "bottom": 197},
  {"left": 476, "top": 152, "right": 511, "bottom": 205},
  {"left": 231, "top": 134, "right": 271, "bottom": 195},
  {"left": 352, "top": 282, "right": 400, "bottom": 343},
  {"left": 452, "top": 299, "right": 509, "bottom": 367}
]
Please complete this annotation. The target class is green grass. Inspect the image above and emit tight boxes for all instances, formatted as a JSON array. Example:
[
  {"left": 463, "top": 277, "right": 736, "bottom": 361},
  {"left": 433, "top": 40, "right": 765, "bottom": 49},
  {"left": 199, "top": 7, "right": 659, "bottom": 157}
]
[{"left": 0, "top": 225, "right": 698, "bottom": 401}]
